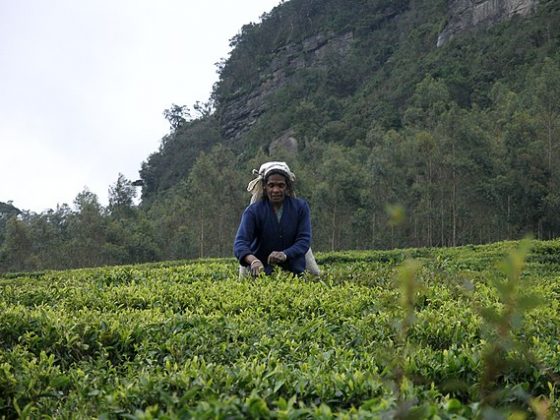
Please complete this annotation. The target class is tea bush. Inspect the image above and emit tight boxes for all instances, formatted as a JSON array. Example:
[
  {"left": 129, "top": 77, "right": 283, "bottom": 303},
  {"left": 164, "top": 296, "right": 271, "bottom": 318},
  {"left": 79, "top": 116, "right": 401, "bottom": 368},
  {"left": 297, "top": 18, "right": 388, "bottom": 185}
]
[{"left": 1, "top": 240, "right": 559, "bottom": 418}]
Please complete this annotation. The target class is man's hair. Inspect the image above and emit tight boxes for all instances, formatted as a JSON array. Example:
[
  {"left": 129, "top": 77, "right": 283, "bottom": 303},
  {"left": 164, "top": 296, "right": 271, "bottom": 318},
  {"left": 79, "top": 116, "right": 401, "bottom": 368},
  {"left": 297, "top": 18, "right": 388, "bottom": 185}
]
[{"left": 263, "top": 170, "right": 294, "bottom": 197}]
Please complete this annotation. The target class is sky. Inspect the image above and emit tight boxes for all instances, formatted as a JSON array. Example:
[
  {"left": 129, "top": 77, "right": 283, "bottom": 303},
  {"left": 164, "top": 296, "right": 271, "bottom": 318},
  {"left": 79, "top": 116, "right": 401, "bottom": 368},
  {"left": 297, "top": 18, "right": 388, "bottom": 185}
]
[{"left": 0, "top": 0, "right": 282, "bottom": 213}]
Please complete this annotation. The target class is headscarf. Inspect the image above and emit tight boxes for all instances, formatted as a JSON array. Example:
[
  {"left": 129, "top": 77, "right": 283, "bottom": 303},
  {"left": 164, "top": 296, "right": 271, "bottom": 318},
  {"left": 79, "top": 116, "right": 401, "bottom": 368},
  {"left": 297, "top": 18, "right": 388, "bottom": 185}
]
[{"left": 246, "top": 161, "right": 296, "bottom": 204}]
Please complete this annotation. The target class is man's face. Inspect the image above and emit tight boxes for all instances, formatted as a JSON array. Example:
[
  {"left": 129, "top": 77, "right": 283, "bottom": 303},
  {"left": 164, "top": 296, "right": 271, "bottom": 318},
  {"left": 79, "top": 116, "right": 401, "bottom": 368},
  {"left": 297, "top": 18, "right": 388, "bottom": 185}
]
[{"left": 264, "top": 173, "right": 288, "bottom": 205}]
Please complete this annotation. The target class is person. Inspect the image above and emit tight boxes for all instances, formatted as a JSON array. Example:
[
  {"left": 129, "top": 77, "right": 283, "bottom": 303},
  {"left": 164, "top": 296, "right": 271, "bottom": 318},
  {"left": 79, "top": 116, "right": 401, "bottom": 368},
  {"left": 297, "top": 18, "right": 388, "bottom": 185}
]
[{"left": 234, "top": 161, "right": 318, "bottom": 276}]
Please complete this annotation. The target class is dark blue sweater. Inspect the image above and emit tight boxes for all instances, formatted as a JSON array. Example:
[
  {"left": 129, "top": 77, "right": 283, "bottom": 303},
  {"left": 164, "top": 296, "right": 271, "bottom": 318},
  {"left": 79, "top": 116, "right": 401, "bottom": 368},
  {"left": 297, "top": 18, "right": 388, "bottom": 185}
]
[{"left": 234, "top": 197, "right": 311, "bottom": 275}]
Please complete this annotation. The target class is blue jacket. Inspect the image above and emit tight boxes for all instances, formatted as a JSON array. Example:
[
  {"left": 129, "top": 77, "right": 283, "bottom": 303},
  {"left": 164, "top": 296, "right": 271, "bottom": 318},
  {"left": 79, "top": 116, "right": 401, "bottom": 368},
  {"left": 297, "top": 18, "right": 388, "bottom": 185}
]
[{"left": 234, "top": 197, "right": 311, "bottom": 275}]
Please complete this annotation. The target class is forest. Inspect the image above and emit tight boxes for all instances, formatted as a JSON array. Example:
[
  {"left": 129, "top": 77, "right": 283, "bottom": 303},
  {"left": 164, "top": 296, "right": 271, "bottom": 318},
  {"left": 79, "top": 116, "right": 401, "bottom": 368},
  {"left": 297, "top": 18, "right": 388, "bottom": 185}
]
[{"left": 1, "top": 0, "right": 560, "bottom": 273}]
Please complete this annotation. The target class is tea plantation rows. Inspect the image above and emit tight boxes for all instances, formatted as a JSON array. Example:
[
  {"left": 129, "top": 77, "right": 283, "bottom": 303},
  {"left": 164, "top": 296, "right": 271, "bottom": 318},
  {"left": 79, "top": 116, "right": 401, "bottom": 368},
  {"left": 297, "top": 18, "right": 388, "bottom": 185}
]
[{"left": 1, "top": 240, "right": 559, "bottom": 418}]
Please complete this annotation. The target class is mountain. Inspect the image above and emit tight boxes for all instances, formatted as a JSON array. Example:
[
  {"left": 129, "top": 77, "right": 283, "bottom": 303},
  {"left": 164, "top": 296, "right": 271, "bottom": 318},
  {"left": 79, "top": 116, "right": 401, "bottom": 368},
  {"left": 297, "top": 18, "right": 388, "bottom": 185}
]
[
  {"left": 129, "top": 0, "right": 560, "bottom": 256},
  {"left": 140, "top": 0, "right": 557, "bottom": 199},
  {"left": 4, "top": 0, "right": 559, "bottom": 273},
  {"left": 437, "top": 0, "right": 539, "bottom": 46}
]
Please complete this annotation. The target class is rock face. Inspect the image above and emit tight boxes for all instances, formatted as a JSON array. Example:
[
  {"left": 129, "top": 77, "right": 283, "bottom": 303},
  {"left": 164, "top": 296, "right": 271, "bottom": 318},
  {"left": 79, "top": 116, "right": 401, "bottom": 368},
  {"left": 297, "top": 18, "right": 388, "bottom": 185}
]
[
  {"left": 220, "top": 1, "right": 539, "bottom": 144},
  {"left": 219, "top": 31, "right": 354, "bottom": 143},
  {"left": 437, "top": 0, "right": 539, "bottom": 47},
  {"left": 268, "top": 130, "right": 299, "bottom": 156}
]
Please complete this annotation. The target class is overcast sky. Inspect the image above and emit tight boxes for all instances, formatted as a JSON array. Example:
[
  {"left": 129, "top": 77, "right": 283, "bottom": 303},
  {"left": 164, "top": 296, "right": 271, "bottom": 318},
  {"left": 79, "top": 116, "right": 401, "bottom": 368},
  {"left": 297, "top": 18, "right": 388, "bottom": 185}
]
[{"left": 0, "top": 0, "right": 281, "bottom": 213}]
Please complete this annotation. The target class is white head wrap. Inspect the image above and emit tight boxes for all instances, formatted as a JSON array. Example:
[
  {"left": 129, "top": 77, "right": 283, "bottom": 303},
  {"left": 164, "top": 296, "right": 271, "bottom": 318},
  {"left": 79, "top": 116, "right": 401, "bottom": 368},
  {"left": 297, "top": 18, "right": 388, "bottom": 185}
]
[{"left": 246, "top": 161, "right": 296, "bottom": 204}]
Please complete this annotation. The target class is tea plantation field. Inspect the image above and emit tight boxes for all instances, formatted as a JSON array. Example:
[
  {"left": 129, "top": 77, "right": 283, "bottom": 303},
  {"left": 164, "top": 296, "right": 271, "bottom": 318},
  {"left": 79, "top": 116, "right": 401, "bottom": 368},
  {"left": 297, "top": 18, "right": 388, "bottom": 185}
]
[{"left": 1, "top": 240, "right": 559, "bottom": 418}]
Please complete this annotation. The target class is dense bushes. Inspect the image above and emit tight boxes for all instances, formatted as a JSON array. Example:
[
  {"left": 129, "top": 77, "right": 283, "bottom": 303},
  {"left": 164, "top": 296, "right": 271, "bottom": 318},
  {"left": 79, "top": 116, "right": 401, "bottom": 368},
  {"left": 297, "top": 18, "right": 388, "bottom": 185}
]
[{"left": 0, "top": 240, "right": 559, "bottom": 417}]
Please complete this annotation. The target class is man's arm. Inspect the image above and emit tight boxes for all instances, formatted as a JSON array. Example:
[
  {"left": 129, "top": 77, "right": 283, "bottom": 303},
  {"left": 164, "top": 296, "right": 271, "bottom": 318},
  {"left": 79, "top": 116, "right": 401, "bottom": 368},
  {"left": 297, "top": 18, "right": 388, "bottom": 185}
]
[
  {"left": 282, "top": 200, "right": 311, "bottom": 260},
  {"left": 234, "top": 207, "right": 256, "bottom": 265},
  {"left": 234, "top": 206, "right": 265, "bottom": 275}
]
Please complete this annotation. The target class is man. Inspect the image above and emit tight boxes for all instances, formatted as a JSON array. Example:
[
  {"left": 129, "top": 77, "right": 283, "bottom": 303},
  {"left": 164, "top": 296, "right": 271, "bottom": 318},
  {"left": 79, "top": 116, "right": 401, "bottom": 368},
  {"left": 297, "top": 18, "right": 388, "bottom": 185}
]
[{"left": 234, "top": 161, "right": 312, "bottom": 276}]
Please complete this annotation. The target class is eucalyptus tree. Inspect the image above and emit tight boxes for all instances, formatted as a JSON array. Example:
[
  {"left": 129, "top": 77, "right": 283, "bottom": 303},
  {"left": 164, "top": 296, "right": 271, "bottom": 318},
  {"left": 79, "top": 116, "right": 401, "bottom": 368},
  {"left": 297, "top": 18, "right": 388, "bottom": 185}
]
[
  {"left": 403, "top": 76, "right": 451, "bottom": 246},
  {"left": 66, "top": 189, "right": 108, "bottom": 268},
  {"left": 0, "top": 201, "right": 21, "bottom": 248},
  {"left": 528, "top": 58, "right": 560, "bottom": 174},
  {"left": 186, "top": 144, "right": 244, "bottom": 258},
  {"left": 310, "top": 142, "right": 367, "bottom": 251},
  {"left": 108, "top": 173, "right": 137, "bottom": 219},
  {"left": 526, "top": 58, "right": 560, "bottom": 237}
]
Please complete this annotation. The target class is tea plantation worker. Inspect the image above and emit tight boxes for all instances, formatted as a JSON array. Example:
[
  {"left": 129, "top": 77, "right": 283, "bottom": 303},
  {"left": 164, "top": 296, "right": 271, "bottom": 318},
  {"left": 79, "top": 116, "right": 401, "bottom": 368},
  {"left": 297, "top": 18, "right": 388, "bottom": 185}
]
[{"left": 234, "top": 161, "right": 319, "bottom": 277}]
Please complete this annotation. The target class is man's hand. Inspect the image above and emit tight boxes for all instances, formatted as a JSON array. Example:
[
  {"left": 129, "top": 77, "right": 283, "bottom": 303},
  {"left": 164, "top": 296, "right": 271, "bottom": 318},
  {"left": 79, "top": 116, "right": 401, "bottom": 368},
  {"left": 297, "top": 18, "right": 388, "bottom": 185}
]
[
  {"left": 267, "top": 251, "right": 287, "bottom": 265},
  {"left": 250, "top": 259, "right": 264, "bottom": 276}
]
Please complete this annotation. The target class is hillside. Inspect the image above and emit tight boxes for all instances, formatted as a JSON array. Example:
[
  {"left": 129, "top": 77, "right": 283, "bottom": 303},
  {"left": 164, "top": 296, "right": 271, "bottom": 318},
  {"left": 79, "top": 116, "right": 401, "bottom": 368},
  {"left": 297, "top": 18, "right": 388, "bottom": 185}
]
[
  {"left": 134, "top": 0, "right": 560, "bottom": 255},
  {"left": 141, "top": 0, "right": 559, "bottom": 194},
  {"left": 1, "top": 240, "right": 559, "bottom": 417}
]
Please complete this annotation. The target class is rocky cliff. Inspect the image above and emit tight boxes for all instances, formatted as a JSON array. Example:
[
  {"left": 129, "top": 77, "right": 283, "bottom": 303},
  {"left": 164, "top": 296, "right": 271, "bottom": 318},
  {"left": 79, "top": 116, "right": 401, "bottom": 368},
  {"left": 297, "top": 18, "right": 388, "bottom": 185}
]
[
  {"left": 437, "top": 0, "right": 539, "bottom": 47},
  {"left": 220, "top": 0, "right": 541, "bottom": 146},
  {"left": 139, "top": 0, "right": 559, "bottom": 202},
  {"left": 219, "top": 31, "right": 354, "bottom": 143}
]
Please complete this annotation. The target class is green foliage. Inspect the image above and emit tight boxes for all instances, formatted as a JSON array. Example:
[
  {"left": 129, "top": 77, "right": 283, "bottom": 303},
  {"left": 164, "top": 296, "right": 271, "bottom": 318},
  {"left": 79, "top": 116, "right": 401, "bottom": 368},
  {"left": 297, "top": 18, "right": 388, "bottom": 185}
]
[
  {"left": 185, "top": 144, "right": 244, "bottom": 258},
  {"left": 0, "top": 217, "right": 34, "bottom": 272},
  {"left": 0, "top": 201, "right": 21, "bottom": 246},
  {"left": 0, "top": 240, "right": 559, "bottom": 417},
  {"left": 108, "top": 173, "right": 137, "bottom": 219},
  {"left": 139, "top": 116, "right": 222, "bottom": 201},
  {"left": 162, "top": 104, "right": 191, "bottom": 131}
]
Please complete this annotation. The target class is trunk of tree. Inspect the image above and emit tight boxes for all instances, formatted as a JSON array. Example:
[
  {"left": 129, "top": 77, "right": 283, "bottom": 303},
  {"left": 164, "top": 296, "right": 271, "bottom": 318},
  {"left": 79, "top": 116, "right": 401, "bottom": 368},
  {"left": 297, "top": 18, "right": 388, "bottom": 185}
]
[
  {"left": 199, "top": 211, "right": 204, "bottom": 259},
  {"left": 218, "top": 214, "right": 224, "bottom": 256},
  {"left": 507, "top": 194, "right": 511, "bottom": 239},
  {"left": 452, "top": 142, "right": 457, "bottom": 247},
  {"left": 414, "top": 215, "right": 418, "bottom": 247},
  {"left": 548, "top": 116, "right": 553, "bottom": 173},
  {"left": 427, "top": 156, "right": 433, "bottom": 247},
  {"left": 440, "top": 187, "right": 444, "bottom": 247},
  {"left": 371, "top": 212, "right": 376, "bottom": 249},
  {"left": 331, "top": 203, "right": 337, "bottom": 252}
]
